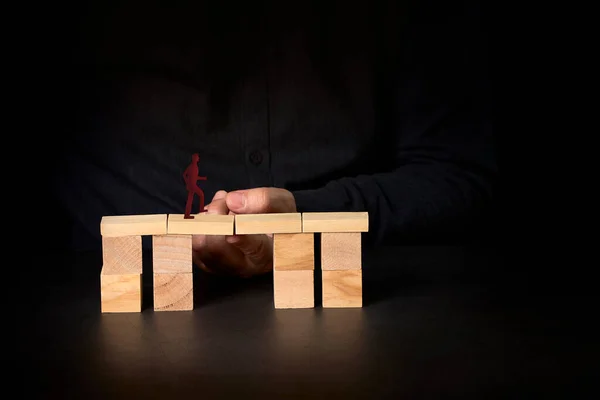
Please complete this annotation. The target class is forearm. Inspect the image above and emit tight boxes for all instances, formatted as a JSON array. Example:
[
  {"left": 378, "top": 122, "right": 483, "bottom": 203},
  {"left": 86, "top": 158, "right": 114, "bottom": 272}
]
[
  {"left": 294, "top": 94, "right": 495, "bottom": 244},
  {"left": 293, "top": 162, "right": 495, "bottom": 245}
]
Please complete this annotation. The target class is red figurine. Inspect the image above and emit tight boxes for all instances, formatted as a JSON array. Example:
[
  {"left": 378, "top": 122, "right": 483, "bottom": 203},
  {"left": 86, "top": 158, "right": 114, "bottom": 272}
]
[{"left": 183, "top": 153, "right": 207, "bottom": 219}]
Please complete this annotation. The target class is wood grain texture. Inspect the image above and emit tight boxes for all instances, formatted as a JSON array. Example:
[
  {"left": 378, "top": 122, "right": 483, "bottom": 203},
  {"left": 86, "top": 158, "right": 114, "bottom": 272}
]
[
  {"left": 273, "top": 233, "right": 314, "bottom": 271},
  {"left": 102, "top": 235, "right": 142, "bottom": 274},
  {"left": 322, "top": 270, "right": 362, "bottom": 308},
  {"left": 101, "top": 214, "right": 168, "bottom": 237},
  {"left": 100, "top": 269, "right": 142, "bottom": 313},
  {"left": 168, "top": 214, "right": 234, "bottom": 235},
  {"left": 152, "top": 235, "right": 192, "bottom": 273},
  {"left": 273, "top": 270, "right": 314, "bottom": 309},
  {"left": 321, "top": 232, "right": 362, "bottom": 270},
  {"left": 302, "top": 212, "right": 368, "bottom": 233},
  {"left": 153, "top": 273, "right": 193, "bottom": 311},
  {"left": 235, "top": 213, "right": 302, "bottom": 234}
]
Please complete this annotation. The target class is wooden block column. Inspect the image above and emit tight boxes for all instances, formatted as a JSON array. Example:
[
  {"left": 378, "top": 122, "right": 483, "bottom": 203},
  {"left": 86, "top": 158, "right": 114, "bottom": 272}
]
[
  {"left": 156, "top": 214, "right": 235, "bottom": 311},
  {"left": 234, "top": 213, "right": 314, "bottom": 308},
  {"left": 273, "top": 233, "right": 315, "bottom": 309},
  {"left": 303, "top": 212, "right": 368, "bottom": 308},
  {"left": 99, "top": 214, "right": 168, "bottom": 312},
  {"left": 152, "top": 233, "right": 193, "bottom": 311}
]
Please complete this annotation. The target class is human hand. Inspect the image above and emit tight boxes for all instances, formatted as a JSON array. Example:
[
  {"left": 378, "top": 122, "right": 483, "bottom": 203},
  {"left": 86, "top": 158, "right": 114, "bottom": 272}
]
[{"left": 192, "top": 187, "right": 297, "bottom": 278}]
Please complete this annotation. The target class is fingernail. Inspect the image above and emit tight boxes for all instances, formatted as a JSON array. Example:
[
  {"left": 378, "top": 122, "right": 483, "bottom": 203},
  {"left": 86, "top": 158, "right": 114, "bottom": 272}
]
[{"left": 228, "top": 192, "right": 245, "bottom": 210}]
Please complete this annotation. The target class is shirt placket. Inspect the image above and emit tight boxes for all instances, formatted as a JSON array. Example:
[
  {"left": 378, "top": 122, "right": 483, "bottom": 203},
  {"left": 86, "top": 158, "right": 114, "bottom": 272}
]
[{"left": 235, "top": 71, "right": 272, "bottom": 188}]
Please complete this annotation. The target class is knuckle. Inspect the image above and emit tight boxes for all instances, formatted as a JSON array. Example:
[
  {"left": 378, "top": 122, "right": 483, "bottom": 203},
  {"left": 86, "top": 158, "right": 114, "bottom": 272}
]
[{"left": 213, "top": 190, "right": 227, "bottom": 200}]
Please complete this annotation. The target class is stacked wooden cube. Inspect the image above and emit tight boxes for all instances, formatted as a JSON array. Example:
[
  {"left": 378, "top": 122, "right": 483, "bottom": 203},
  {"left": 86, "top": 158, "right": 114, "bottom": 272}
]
[
  {"left": 236, "top": 213, "right": 315, "bottom": 309},
  {"left": 303, "top": 213, "right": 367, "bottom": 308},
  {"left": 156, "top": 214, "right": 234, "bottom": 310},
  {"left": 99, "top": 214, "right": 168, "bottom": 312},
  {"left": 99, "top": 211, "right": 368, "bottom": 312}
]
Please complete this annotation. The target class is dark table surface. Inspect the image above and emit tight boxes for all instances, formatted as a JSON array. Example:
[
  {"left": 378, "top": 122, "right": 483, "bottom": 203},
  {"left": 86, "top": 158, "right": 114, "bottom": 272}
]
[{"left": 18, "top": 244, "right": 597, "bottom": 399}]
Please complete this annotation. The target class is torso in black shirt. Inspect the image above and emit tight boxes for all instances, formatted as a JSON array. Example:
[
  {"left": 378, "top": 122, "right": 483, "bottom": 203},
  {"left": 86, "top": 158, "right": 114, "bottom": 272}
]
[{"left": 49, "top": 0, "right": 493, "bottom": 250}]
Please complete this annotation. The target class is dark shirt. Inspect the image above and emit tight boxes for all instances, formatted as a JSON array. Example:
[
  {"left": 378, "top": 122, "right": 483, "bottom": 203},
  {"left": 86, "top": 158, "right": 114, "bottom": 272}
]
[{"left": 49, "top": 0, "right": 494, "bottom": 251}]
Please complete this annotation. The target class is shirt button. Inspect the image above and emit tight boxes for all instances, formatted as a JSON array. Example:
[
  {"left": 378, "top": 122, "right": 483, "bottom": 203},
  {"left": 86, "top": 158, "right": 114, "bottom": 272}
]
[{"left": 249, "top": 150, "right": 263, "bottom": 166}]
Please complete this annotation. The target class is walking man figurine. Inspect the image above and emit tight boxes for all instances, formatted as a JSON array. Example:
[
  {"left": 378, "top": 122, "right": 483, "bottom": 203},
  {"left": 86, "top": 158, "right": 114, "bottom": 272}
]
[{"left": 183, "top": 153, "right": 207, "bottom": 219}]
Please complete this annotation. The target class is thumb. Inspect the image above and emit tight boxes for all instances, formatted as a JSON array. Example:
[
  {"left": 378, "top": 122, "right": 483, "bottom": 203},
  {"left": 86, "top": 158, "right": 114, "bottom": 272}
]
[{"left": 225, "top": 187, "right": 296, "bottom": 214}]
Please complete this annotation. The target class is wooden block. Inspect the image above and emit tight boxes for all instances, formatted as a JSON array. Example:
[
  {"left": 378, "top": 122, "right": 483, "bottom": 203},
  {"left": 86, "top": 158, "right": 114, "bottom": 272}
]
[
  {"left": 100, "top": 268, "right": 142, "bottom": 313},
  {"left": 102, "top": 235, "right": 142, "bottom": 274},
  {"left": 322, "top": 270, "right": 362, "bottom": 308},
  {"left": 273, "top": 233, "right": 314, "bottom": 271},
  {"left": 167, "top": 214, "right": 234, "bottom": 235},
  {"left": 302, "top": 212, "right": 368, "bottom": 233},
  {"left": 101, "top": 214, "right": 168, "bottom": 237},
  {"left": 235, "top": 213, "right": 302, "bottom": 234},
  {"left": 273, "top": 270, "right": 314, "bottom": 309},
  {"left": 321, "top": 232, "right": 361, "bottom": 270},
  {"left": 152, "top": 235, "right": 192, "bottom": 273},
  {"left": 153, "top": 273, "right": 193, "bottom": 311}
]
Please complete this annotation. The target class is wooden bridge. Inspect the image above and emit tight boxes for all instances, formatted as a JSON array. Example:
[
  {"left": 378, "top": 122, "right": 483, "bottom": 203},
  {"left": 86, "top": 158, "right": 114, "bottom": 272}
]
[{"left": 100, "top": 212, "right": 368, "bottom": 312}]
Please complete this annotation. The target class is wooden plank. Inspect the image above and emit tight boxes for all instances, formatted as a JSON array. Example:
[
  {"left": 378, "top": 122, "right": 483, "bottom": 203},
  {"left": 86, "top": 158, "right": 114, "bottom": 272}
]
[
  {"left": 168, "top": 214, "right": 234, "bottom": 235},
  {"left": 152, "top": 235, "right": 192, "bottom": 273},
  {"left": 100, "top": 268, "right": 142, "bottom": 313},
  {"left": 321, "top": 232, "right": 361, "bottom": 270},
  {"left": 153, "top": 273, "right": 193, "bottom": 311},
  {"left": 322, "top": 270, "right": 362, "bottom": 308},
  {"left": 101, "top": 214, "right": 168, "bottom": 237},
  {"left": 302, "top": 212, "right": 368, "bottom": 233},
  {"left": 273, "top": 233, "right": 314, "bottom": 271},
  {"left": 235, "top": 213, "right": 302, "bottom": 234},
  {"left": 273, "top": 270, "right": 314, "bottom": 309},
  {"left": 102, "top": 235, "right": 142, "bottom": 274}
]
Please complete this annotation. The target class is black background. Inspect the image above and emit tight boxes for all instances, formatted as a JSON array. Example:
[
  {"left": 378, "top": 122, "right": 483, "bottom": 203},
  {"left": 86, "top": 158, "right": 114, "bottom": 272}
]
[{"left": 13, "top": 1, "right": 596, "bottom": 398}]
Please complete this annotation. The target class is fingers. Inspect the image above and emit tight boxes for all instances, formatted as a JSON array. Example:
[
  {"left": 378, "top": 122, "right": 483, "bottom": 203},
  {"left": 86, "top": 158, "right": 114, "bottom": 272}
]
[
  {"left": 225, "top": 187, "right": 296, "bottom": 214},
  {"left": 226, "top": 234, "right": 273, "bottom": 277},
  {"left": 193, "top": 188, "right": 278, "bottom": 278},
  {"left": 194, "top": 258, "right": 215, "bottom": 275},
  {"left": 212, "top": 190, "right": 228, "bottom": 201},
  {"left": 205, "top": 190, "right": 229, "bottom": 215},
  {"left": 192, "top": 235, "right": 248, "bottom": 276}
]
